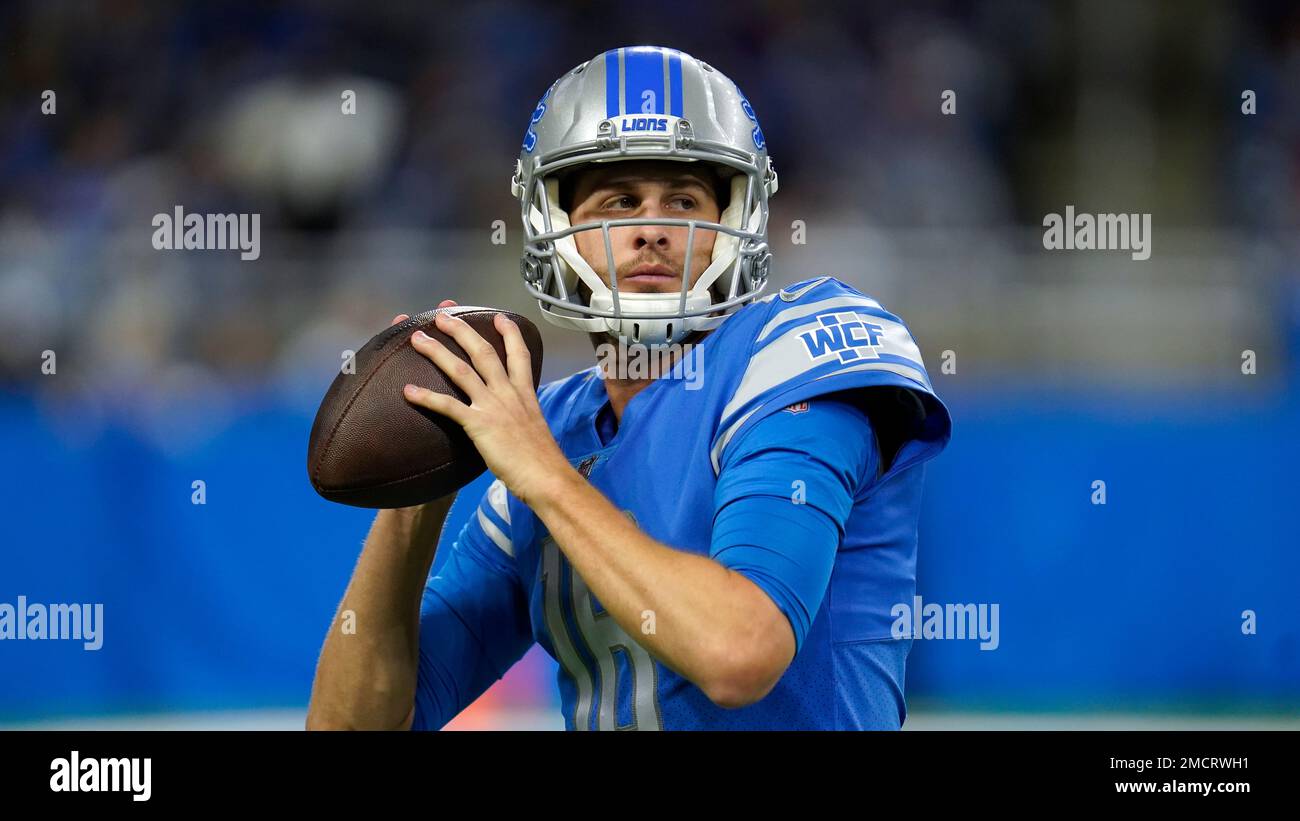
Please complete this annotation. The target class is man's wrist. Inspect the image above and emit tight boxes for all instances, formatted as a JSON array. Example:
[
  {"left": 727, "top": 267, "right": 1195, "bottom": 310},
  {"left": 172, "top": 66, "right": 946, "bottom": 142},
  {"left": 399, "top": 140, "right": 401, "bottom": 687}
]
[
  {"left": 523, "top": 460, "right": 586, "bottom": 517},
  {"left": 377, "top": 495, "right": 454, "bottom": 555}
]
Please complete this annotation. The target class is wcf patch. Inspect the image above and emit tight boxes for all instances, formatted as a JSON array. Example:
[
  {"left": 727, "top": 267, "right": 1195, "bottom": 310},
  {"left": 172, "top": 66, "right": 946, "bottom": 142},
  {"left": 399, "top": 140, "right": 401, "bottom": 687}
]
[{"left": 798, "top": 312, "right": 884, "bottom": 364}]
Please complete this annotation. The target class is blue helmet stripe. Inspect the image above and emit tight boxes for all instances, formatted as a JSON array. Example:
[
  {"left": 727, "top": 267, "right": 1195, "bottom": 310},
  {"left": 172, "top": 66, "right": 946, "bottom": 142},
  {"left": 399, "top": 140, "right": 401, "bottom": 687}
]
[
  {"left": 623, "top": 47, "right": 664, "bottom": 115},
  {"left": 604, "top": 50, "right": 621, "bottom": 118},
  {"left": 668, "top": 49, "right": 684, "bottom": 117}
]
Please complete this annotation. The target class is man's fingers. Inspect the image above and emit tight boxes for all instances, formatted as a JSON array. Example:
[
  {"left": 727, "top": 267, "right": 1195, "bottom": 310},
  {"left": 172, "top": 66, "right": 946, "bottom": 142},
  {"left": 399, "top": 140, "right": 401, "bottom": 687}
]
[
  {"left": 391, "top": 313, "right": 410, "bottom": 327},
  {"left": 437, "top": 299, "right": 458, "bottom": 309},
  {"left": 402, "top": 383, "right": 470, "bottom": 426},
  {"left": 495, "top": 313, "right": 535, "bottom": 393},
  {"left": 433, "top": 311, "right": 509, "bottom": 389},
  {"left": 410, "top": 330, "right": 488, "bottom": 403}
]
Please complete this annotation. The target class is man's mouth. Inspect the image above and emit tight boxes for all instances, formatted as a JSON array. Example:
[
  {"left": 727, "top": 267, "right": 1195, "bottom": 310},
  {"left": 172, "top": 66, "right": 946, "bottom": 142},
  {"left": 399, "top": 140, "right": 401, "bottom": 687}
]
[{"left": 622, "top": 264, "right": 677, "bottom": 285}]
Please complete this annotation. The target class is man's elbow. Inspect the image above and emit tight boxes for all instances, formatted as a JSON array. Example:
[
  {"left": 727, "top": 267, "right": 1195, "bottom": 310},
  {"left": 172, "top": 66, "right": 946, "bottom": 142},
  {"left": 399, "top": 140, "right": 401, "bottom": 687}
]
[
  {"left": 699, "top": 625, "right": 795, "bottom": 710},
  {"left": 304, "top": 703, "right": 416, "bottom": 731},
  {"left": 305, "top": 712, "right": 348, "bottom": 731},
  {"left": 702, "top": 674, "right": 776, "bottom": 710}
]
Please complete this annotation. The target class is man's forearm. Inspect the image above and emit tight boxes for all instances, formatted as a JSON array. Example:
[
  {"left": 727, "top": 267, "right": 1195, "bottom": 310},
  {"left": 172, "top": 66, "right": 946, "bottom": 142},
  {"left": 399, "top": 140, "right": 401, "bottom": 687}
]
[
  {"left": 306, "top": 496, "right": 454, "bottom": 729},
  {"left": 529, "top": 469, "right": 792, "bottom": 707}
]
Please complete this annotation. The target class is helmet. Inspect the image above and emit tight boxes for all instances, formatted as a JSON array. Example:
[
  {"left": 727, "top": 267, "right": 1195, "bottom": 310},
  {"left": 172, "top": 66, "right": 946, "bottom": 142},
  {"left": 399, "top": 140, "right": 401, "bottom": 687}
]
[{"left": 511, "top": 46, "right": 778, "bottom": 346}]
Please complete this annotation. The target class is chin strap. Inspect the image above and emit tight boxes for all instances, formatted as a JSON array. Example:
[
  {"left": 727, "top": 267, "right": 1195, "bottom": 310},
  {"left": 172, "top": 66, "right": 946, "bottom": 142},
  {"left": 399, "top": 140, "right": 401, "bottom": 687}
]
[{"left": 586, "top": 290, "right": 714, "bottom": 344}]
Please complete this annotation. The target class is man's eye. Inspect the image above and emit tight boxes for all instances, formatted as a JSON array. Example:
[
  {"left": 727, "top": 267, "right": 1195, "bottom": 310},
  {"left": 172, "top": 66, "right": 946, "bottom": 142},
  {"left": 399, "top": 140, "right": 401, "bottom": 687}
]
[
  {"left": 669, "top": 196, "right": 697, "bottom": 210},
  {"left": 601, "top": 195, "right": 635, "bottom": 210}
]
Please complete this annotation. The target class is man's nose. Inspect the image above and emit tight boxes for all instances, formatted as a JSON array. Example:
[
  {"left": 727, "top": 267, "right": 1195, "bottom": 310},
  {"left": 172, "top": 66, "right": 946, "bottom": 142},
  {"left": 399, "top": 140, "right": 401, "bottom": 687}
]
[{"left": 631, "top": 204, "right": 671, "bottom": 250}]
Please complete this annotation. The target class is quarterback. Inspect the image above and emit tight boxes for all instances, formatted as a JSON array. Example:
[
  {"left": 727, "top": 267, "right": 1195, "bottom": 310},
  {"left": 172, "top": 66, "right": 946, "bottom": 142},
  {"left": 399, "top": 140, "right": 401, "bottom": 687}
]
[{"left": 307, "top": 46, "right": 951, "bottom": 730}]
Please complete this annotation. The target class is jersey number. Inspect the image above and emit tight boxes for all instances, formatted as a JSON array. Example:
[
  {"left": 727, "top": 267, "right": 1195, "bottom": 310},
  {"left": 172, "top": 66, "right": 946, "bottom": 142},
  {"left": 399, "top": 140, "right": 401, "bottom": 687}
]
[{"left": 541, "top": 536, "right": 663, "bottom": 730}]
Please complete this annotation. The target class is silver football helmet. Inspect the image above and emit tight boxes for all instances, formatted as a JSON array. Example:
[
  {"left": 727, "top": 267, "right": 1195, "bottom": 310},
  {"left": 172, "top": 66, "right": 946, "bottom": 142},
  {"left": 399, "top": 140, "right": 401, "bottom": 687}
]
[{"left": 511, "top": 46, "right": 778, "bottom": 345}]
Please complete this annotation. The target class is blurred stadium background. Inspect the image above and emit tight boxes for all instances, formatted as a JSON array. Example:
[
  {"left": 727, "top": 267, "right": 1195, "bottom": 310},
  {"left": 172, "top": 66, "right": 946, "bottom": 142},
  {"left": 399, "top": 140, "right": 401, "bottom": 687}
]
[{"left": 1, "top": 0, "right": 1297, "bottom": 729}]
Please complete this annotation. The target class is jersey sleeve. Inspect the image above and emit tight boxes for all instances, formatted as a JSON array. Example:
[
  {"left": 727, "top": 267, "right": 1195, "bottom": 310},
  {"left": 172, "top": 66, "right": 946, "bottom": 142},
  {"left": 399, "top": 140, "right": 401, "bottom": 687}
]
[
  {"left": 710, "top": 397, "right": 878, "bottom": 653},
  {"left": 710, "top": 277, "right": 951, "bottom": 484},
  {"left": 411, "top": 477, "right": 534, "bottom": 730}
]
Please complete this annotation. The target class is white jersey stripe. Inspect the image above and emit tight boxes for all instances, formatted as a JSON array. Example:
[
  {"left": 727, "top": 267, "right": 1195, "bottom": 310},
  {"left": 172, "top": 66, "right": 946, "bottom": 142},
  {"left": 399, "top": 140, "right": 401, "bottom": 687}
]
[
  {"left": 756, "top": 295, "right": 886, "bottom": 344},
  {"left": 477, "top": 507, "right": 514, "bottom": 557},
  {"left": 486, "top": 478, "right": 511, "bottom": 526},
  {"left": 710, "top": 359, "right": 932, "bottom": 474}
]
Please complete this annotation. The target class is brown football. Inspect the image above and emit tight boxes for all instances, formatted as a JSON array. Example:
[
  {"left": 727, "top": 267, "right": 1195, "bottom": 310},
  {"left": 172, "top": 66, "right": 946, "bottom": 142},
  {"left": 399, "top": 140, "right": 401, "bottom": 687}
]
[{"left": 307, "top": 306, "right": 544, "bottom": 508}]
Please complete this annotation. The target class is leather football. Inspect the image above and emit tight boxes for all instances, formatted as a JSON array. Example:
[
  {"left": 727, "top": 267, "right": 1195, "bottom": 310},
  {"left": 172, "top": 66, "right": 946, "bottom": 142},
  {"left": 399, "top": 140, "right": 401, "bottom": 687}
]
[{"left": 308, "top": 306, "right": 544, "bottom": 508}]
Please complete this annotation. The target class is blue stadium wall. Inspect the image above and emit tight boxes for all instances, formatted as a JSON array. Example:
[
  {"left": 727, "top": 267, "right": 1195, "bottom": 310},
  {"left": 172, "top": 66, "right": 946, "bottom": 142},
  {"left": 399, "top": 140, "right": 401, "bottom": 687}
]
[{"left": 1, "top": 383, "right": 1297, "bottom": 720}]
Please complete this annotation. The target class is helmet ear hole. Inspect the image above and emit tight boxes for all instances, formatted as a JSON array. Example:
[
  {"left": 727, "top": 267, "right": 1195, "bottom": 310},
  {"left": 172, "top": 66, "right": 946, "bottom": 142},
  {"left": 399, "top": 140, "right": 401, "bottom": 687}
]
[
  {"left": 556, "top": 169, "right": 578, "bottom": 214},
  {"left": 706, "top": 163, "right": 733, "bottom": 211}
]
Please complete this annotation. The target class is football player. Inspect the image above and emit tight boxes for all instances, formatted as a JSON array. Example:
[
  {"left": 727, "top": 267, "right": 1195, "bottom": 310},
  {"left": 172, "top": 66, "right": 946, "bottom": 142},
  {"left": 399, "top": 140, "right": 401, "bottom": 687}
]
[{"left": 308, "top": 46, "right": 951, "bottom": 730}]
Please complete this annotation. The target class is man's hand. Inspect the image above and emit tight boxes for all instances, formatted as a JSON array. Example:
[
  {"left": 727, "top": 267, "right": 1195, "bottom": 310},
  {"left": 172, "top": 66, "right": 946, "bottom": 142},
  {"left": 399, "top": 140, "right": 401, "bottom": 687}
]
[{"left": 401, "top": 307, "right": 575, "bottom": 508}]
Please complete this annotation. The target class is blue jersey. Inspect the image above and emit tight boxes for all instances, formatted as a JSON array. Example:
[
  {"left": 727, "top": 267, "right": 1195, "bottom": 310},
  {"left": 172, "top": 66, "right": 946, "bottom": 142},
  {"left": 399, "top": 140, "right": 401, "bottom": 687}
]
[{"left": 412, "top": 276, "right": 952, "bottom": 730}]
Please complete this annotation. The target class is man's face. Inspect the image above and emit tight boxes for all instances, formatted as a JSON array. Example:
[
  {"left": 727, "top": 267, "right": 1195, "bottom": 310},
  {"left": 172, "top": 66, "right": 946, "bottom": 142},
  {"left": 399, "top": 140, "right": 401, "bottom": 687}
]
[{"left": 567, "top": 161, "right": 721, "bottom": 294}]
